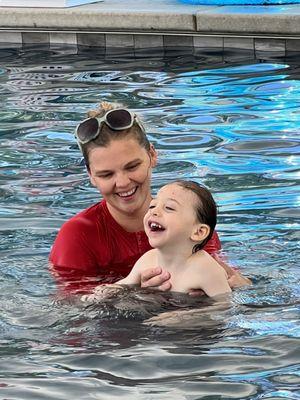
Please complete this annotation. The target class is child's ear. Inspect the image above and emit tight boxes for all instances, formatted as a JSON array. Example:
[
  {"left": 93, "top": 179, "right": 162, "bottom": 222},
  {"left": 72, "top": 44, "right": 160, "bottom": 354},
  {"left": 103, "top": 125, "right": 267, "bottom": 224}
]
[{"left": 191, "top": 224, "right": 210, "bottom": 243}]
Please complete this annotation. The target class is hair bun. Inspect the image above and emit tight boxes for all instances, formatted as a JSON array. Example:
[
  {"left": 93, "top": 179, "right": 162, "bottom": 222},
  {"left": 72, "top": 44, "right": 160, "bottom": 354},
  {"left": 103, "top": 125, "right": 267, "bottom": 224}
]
[
  {"left": 87, "top": 101, "right": 124, "bottom": 118},
  {"left": 100, "top": 101, "right": 115, "bottom": 112}
]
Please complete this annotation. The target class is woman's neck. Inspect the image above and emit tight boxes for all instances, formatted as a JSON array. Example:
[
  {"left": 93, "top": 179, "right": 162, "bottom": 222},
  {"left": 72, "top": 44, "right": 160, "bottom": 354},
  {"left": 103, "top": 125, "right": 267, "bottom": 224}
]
[
  {"left": 107, "top": 200, "right": 150, "bottom": 233},
  {"left": 118, "top": 213, "right": 145, "bottom": 232}
]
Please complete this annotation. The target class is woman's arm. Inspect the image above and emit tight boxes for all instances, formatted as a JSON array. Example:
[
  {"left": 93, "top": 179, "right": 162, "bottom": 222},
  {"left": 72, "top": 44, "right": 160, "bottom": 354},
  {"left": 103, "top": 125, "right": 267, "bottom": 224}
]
[
  {"left": 50, "top": 218, "right": 97, "bottom": 270},
  {"left": 212, "top": 254, "right": 252, "bottom": 287}
]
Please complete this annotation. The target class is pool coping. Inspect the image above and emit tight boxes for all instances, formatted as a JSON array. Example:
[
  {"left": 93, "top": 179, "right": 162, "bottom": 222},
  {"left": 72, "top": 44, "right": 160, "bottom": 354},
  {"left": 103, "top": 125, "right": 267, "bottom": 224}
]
[{"left": 0, "top": 0, "right": 299, "bottom": 52}]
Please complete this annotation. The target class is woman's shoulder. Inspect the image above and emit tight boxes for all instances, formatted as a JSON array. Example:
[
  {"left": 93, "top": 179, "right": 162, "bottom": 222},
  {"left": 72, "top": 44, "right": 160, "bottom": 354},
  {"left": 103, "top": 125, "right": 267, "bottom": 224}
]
[{"left": 60, "top": 200, "right": 105, "bottom": 231}]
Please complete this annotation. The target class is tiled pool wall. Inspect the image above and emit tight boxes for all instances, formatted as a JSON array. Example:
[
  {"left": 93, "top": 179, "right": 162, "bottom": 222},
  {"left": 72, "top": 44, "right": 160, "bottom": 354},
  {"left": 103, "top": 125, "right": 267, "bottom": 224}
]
[{"left": 0, "top": 30, "right": 300, "bottom": 56}]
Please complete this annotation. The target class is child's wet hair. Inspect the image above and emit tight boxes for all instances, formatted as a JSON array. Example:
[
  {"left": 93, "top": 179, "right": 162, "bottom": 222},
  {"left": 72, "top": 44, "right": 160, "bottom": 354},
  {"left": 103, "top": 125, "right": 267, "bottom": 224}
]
[
  {"left": 175, "top": 180, "right": 217, "bottom": 252},
  {"left": 80, "top": 102, "right": 151, "bottom": 169}
]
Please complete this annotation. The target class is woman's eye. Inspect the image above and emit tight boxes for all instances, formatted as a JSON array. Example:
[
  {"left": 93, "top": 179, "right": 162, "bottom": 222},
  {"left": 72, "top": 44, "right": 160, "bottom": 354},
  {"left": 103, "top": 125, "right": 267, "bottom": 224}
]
[
  {"left": 98, "top": 173, "right": 112, "bottom": 179},
  {"left": 127, "top": 163, "right": 139, "bottom": 170}
]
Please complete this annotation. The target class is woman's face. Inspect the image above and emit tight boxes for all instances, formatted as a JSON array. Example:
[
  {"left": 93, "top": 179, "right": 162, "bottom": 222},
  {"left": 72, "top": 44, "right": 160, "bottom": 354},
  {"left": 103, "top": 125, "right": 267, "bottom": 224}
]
[{"left": 88, "top": 137, "right": 157, "bottom": 218}]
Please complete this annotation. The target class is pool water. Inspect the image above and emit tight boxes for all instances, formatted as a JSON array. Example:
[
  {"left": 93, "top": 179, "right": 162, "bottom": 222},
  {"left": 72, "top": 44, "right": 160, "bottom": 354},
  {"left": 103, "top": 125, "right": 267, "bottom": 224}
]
[
  {"left": 180, "top": 0, "right": 300, "bottom": 4},
  {"left": 0, "top": 46, "right": 299, "bottom": 399}
]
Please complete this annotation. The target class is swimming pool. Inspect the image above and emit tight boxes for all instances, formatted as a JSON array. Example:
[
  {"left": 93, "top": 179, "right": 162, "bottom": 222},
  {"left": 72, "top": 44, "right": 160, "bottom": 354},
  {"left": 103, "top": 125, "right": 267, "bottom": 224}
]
[{"left": 0, "top": 46, "right": 299, "bottom": 399}]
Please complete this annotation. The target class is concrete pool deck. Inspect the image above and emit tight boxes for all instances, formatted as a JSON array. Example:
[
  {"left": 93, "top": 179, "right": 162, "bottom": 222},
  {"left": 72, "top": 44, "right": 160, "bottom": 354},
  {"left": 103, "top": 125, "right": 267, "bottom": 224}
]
[{"left": 0, "top": 0, "right": 299, "bottom": 53}]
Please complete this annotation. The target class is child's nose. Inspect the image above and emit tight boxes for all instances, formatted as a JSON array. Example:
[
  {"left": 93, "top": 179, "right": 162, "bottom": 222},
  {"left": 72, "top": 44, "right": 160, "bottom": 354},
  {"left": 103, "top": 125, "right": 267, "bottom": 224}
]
[{"left": 151, "top": 206, "right": 160, "bottom": 216}]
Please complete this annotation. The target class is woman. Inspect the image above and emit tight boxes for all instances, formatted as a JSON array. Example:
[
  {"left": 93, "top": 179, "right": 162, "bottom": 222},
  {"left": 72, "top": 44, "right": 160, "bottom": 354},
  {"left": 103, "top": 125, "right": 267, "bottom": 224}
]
[{"left": 49, "top": 102, "right": 249, "bottom": 293}]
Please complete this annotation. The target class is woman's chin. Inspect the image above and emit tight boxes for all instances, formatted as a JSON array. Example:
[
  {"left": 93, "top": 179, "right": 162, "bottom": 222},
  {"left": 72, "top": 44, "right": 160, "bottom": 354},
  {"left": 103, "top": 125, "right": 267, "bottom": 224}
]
[{"left": 114, "top": 198, "right": 141, "bottom": 215}]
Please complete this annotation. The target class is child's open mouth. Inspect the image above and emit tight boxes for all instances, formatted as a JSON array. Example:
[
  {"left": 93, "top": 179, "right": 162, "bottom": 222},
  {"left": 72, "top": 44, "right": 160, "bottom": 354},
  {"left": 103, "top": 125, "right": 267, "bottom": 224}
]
[{"left": 149, "top": 221, "right": 165, "bottom": 232}]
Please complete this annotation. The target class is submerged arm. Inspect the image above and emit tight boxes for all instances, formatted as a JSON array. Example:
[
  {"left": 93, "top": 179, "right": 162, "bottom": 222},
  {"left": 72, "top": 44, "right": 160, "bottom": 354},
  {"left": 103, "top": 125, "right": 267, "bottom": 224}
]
[
  {"left": 213, "top": 253, "right": 252, "bottom": 288},
  {"left": 81, "top": 253, "right": 151, "bottom": 302}
]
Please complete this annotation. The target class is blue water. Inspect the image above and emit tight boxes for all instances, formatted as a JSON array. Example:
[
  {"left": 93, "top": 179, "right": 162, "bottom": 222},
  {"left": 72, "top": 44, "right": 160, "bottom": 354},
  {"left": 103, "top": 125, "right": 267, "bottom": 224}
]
[
  {"left": 0, "top": 46, "right": 299, "bottom": 399},
  {"left": 180, "top": 0, "right": 300, "bottom": 4}
]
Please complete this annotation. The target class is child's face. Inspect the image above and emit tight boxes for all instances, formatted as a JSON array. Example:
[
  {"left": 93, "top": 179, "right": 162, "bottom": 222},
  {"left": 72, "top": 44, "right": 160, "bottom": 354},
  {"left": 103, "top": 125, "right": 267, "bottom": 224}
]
[{"left": 144, "top": 183, "right": 200, "bottom": 249}]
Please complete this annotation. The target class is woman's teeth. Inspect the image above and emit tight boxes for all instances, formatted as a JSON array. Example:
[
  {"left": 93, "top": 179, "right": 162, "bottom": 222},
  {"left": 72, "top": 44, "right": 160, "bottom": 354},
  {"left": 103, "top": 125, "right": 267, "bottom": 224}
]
[{"left": 117, "top": 188, "right": 136, "bottom": 197}]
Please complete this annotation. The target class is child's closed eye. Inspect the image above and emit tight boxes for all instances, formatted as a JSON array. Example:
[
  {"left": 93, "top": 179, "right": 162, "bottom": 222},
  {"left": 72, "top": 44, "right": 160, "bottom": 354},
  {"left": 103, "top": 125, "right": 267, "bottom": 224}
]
[{"left": 165, "top": 206, "right": 175, "bottom": 211}]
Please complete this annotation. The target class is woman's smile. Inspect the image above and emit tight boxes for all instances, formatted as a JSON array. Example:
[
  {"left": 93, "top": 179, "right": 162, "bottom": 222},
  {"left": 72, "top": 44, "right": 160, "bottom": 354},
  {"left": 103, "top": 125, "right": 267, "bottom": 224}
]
[{"left": 116, "top": 186, "right": 138, "bottom": 199}]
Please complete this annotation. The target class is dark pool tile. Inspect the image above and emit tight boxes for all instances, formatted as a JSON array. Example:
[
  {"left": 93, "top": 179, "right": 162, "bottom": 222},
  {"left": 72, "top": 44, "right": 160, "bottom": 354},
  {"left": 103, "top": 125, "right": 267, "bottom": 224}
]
[
  {"left": 77, "top": 33, "right": 105, "bottom": 47},
  {"left": 105, "top": 34, "right": 134, "bottom": 48},
  {"left": 223, "top": 48, "right": 255, "bottom": 62},
  {"left": 134, "top": 34, "right": 164, "bottom": 49},
  {"left": 163, "top": 35, "right": 194, "bottom": 48},
  {"left": 193, "top": 36, "right": 223, "bottom": 50},
  {"left": 50, "top": 33, "right": 77, "bottom": 47},
  {"left": 134, "top": 47, "right": 165, "bottom": 58},
  {"left": 224, "top": 37, "right": 254, "bottom": 51},
  {"left": 286, "top": 39, "right": 300, "bottom": 53},
  {"left": 22, "top": 32, "right": 50, "bottom": 45},
  {"left": 254, "top": 38, "right": 286, "bottom": 54},
  {"left": 0, "top": 32, "right": 22, "bottom": 47}
]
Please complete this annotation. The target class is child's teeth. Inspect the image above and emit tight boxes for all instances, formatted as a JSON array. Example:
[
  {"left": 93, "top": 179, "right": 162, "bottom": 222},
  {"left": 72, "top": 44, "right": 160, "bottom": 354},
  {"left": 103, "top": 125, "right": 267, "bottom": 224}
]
[{"left": 150, "top": 222, "right": 163, "bottom": 229}]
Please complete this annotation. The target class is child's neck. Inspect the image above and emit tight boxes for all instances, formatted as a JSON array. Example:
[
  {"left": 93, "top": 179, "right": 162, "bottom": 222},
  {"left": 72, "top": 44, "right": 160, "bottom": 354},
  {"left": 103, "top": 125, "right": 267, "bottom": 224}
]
[{"left": 155, "top": 244, "right": 194, "bottom": 273}]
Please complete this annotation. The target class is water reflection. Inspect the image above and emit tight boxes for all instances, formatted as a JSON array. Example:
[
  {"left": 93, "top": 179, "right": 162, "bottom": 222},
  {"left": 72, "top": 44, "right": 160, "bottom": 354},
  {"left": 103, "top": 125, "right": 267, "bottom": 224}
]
[{"left": 0, "top": 47, "right": 299, "bottom": 399}]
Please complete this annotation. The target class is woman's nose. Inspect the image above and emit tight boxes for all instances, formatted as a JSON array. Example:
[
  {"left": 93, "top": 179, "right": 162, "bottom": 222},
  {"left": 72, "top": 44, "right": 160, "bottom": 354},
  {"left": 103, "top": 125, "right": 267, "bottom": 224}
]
[{"left": 115, "top": 172, "right": 130, "bottom": 188}]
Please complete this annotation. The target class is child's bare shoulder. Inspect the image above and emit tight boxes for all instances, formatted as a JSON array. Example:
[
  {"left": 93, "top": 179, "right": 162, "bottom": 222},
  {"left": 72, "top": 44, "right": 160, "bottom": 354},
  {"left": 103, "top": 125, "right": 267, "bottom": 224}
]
[
  {"left": 189, "top": 250, "right": 226, "bottom": 274},
  {"left": 189, "top": 250, "right": 213, "bottom": 265},
  {"left": 134, "top": 249, "right": 157, "bottom": 268}
]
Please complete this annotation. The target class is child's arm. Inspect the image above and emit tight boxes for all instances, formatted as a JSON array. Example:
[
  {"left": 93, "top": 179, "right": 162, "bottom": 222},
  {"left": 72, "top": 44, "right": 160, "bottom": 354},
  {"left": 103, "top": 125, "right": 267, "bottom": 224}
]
[
  {"left": 115, "top": 249, "right": 156, "bottom": 285},
  {"left": 116, "top": 254, "right": 148, "bottom": 285},
  {"left": 81, "top": 251, "right": 155, "bottom": 302}
]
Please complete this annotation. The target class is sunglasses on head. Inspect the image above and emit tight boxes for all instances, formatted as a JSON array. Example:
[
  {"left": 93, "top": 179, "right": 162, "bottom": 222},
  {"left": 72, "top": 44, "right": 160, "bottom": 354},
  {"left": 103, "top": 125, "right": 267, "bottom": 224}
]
[{"left": 75, "top": 108, "right": 145, "bottom": 145}]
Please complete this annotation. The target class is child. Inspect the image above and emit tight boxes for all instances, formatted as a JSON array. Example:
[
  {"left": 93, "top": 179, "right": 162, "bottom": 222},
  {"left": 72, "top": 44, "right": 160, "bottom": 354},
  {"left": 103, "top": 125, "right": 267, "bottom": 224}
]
[{"left": 84, "top": 180, "right": 231, "bottom": 300}]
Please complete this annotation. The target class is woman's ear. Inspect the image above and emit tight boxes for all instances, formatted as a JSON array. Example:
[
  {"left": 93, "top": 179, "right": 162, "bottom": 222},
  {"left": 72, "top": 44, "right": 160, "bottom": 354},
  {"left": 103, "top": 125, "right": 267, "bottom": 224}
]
[
  {"left": 149, "top": 144, "right": 158, "bottom": 167},
  {"left": 190, "top": 224, "right": 210, "bottom": 243}
]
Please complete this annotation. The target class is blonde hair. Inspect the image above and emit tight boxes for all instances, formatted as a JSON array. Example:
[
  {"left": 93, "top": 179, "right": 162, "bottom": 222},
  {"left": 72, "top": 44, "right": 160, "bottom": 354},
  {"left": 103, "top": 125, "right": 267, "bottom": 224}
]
[{"left": 87, "top": 101, "right": 124, "bottom": 118}]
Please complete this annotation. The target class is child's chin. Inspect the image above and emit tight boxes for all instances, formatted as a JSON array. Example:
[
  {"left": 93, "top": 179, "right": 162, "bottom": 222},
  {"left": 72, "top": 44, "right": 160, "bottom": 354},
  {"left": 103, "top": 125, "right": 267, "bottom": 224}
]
[{"left": 149, "top": 238, "right": 162, "bottom": 248}]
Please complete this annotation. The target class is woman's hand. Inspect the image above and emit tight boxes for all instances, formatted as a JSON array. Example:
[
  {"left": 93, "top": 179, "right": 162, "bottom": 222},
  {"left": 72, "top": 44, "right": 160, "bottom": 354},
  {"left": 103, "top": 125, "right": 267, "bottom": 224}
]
[
  {"left": 227, "top": 270, "right": 252, "bottom": 288},
  {"left": 213, "top": 254, "right": 252, "bottom": 288},
  {"left": 140, "top": 267, "right": 172, "bottom": 291}
]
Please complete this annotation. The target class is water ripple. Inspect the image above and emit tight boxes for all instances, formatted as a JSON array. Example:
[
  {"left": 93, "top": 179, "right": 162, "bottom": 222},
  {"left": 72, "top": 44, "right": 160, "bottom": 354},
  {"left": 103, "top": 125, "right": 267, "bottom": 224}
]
[{"left": 0, "top": 48, "right": 299, "bottom": 399}]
